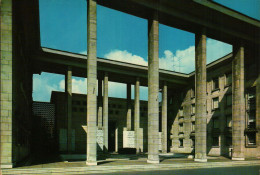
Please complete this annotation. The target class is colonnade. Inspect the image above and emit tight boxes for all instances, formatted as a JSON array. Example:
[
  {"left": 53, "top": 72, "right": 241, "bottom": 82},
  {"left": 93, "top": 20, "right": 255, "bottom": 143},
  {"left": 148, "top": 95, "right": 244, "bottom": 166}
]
[{"left": 65, "top": 0, "right": 246, "bottom": 165}]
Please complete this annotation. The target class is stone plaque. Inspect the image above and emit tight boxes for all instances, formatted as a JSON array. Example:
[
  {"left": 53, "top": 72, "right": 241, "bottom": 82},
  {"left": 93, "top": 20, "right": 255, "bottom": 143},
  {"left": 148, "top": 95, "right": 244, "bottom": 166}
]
[
  {"left": 97, "top": 129, "right": 103, "bottom": 151},
  {"left": 123, "top": 131, "right": 135, "bottom": 148}
]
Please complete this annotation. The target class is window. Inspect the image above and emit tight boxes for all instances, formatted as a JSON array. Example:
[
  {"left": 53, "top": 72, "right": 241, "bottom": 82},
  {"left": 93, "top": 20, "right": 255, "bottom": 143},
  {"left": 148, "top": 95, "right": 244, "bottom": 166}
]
[
  {"left": 191, "top": 104, "right": 195, "bottom": 115},
  {"left": 109, "top": 110, "right": 113, "bottom": 115},
  {"left": 179, "top": 139, "right": 183, "bottom": 147},
  {"left": 179, "top": 107, "right": 184, "bottom": 117},
  {"left": 118, "top": 104, "right": 122, "bottom": 109},
  {"left": 179, "top": 123, "right": 183, "bottom": 133},
  {"left": 247, "top": 133, "right": 256, "bottom": 146},
  {"left": 226, "top": 115, "right": 232, "bottom": 128},
  {"left": 212, "top": 136, "right": 219, "bottom": 147},
  {"left": 247, "top": 88, "right": 256, "bottom": 129},
  {"left": 226, "top": 94, "right": 232, "bottom": 107},
  {"left": 226, "top": 136, "right": 232, "bottom": 146},
  {"left": 191, "top": 122, "right": 195, "bottom": 132},
  {"left": 212, "top": 78, "right": 219, "bottom": 90},
  {"left": 79, "top": 108, "right": 84, "bottom": 112},
  {"left": 112, "top": 104, "right": 116, "bottom": 108},
  {"left": 72, "top": 107, "right": 77, "bottom": 112},
  {"left": 212, "top": 97, "right": 219, "bottom": 110},
  {"left": 76, "top": 101, "right": 81, "bottom": 105},
  {"left": 213, "top": 118, "right": 219, "bottom": 129},
  {"left": 115, "top": 110, "right": 119, "bottom": 115},
  {"left": 225, "top": 73, "right": 232, "bottom": 86},
  {"left": 82, "top": 101, "right": 87, "bottom": 105}
]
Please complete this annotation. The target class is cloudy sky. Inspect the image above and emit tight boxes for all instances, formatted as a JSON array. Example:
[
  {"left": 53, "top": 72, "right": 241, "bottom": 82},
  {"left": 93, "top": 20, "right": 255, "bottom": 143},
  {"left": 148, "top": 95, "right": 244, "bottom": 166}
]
[{"left": 34, "top": 0, "right": 260, "bottom": 102}]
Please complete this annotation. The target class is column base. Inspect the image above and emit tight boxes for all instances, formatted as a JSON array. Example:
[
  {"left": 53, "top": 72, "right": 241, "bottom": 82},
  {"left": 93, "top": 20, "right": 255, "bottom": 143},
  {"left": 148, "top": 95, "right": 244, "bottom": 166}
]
[
  {"left": 232, "top": 157, "right": 245, "bottom": 161},
  {"left": 147, "top": 159, "right": 160, "bottom": 164},
  {"left": 0, "top": 163, "right": 13, "bottom": 169},
  {"left": 194, "top": 158, "right": 207, "bottom": 162},
  {"left": 86, "top": 161, "right": 98, "bottom": 166}
]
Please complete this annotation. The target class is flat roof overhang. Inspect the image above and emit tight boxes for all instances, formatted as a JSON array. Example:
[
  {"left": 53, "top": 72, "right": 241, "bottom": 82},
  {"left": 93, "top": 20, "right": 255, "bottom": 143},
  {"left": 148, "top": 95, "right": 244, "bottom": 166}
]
[
  {"left": 98, "top": 0, "right": 260, "bottom": 47},
  {"left": 33, "top": 48, "right": 189, "bottom": 89}
]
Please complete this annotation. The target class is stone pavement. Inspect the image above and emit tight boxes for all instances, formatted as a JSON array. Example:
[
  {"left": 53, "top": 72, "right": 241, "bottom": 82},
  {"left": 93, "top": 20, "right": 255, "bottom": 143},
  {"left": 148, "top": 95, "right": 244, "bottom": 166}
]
[{"left": 1, "top": 154, "right": 260, "bottom": 175}]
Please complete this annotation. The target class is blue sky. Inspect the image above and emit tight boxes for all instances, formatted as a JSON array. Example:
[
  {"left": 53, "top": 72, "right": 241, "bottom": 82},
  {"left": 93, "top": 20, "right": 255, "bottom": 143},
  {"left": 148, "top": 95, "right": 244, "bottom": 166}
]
[{"left": 34, "top": 0, "right": 259, "bottom": 102}]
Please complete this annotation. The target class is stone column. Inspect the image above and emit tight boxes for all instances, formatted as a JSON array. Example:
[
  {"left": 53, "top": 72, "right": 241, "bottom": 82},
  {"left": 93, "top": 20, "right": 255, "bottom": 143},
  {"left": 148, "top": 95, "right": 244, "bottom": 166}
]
[
  {"left": 127, "top": 83, "right": 132, "bottom": 130},
  {"left": 103, "top": 73, "right": 109, "bottom": 152},
  {"left": 134, "top": 78, "right": 140, "bottom": 153},
  {"left": 147, "top": 11, "right": 160, "bottom": 164},
  {"left": 65, "top": 66, "right": 72, "bottom": 153},
  {"left": 86, "top": 0, "right": 97, "bottom": 165},
  {"left": 256, "top": 52, "right": 260, "bottom": 158},
  {"left": 194, "top": 31, "right": 207, "bottom": 162},
  {"left": 0, "top": 0, "right": 13, "bottom": 168},
  {"left": 161, "top": 82, "right": 167, "bottom": 153},
  {"left": 232, "top": 44, "right": 245, "bottom": 160},
  {"left": 97, "top": 78, "right": 102, "bottom": 129}
]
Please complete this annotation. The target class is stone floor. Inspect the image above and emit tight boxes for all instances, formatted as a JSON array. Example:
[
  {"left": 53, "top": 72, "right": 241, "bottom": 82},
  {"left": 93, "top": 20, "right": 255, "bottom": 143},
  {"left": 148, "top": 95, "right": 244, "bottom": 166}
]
[{"left": 1, "top": 154, "right": 260, "bottom": 174}]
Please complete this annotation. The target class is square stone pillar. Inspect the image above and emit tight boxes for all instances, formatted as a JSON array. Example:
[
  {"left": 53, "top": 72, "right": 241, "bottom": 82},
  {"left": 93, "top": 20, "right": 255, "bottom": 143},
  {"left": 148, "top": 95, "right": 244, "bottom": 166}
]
[
  {"left": 86, "top": 0, "right": 97, "bottom": 166},
  {"left": 147, "top": 11, "right": 160, "bottom": 164},
  {"left": 0, "top": 0, "right": 13, "bottom": 168},
  {"left": 65, "top": 66, "right": 72, "bottom": 153},
  {"left": 232, "top": 44, "right": 245, "bottom": 160},
  {"left": 103, "top": 73, "right": 108, "bottom": 152},
  {"left": 98, "top": 78, "right": 103, "bottom": 129},
  {"left": 161, "top": 82, "right": 167, "bottom": 153},
  {"left": 134, "top": 78, "right": 140, "bottom": 153},
  {"left": 127, "top": 83, "right": 132, "bottom": 130},
  {"left": 194, "top": 31, "right": 207, "bottom": 162}
]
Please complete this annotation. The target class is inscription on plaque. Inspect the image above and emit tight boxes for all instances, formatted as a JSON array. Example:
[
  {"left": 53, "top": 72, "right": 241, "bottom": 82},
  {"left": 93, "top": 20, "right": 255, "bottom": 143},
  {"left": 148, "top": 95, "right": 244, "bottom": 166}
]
[
  {"left": 123, "top": 131, "right": 135, "bottom": 148},
  {"left": 97, "top": 129, "right": 103, "bottom": 151}
]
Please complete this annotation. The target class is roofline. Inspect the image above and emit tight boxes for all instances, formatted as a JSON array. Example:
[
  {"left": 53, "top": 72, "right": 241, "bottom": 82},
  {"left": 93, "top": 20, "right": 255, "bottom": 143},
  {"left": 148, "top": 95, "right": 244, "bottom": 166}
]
[
  {"left": 194, "top": 0, "right": 260, "bottom": 27},
  {"left": 41, "top": 47, "right": 232, "bottom": 78},
  {"left": 188, "top": 52, "right": 233, "bottom": 76},
  {"left": 41, "top": 47, "right": 189, "bottom": 77}
]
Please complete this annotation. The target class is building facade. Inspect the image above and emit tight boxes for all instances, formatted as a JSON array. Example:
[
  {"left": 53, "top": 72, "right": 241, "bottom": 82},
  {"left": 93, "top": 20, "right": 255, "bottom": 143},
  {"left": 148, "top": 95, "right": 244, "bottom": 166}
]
[{"left": 1, "top": 0, "right": 260, "bottom": 168}]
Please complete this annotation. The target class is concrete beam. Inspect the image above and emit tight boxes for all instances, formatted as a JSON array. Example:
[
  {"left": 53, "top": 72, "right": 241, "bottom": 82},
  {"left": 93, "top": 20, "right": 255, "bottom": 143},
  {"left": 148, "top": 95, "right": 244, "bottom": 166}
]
[
  {"left": 134, "top": 78, "right": 140, "bottom": 153},
  {"left": 232, "top": 44, "right": 245, "bottom": 160},
  {"left": 86, "top": 0, "right": 97, "bottom": 166},
  {"left": 103, "top": 72, "right": 108, "bottom": 152},
  {"left": 147, "top": 11, "right": 160, "bottom": 164},
  {"left": 65, "top": 66, "right": 72, "bottom": 153},
  {"left": 127, "top": 83, "right": 132, "bottom": 131},
  {"left": 98, "top": 78, "right": 103, "bottom": 130},
  {"left": 194, "top": 31, "right": 207, "bottom": 162},
  {"left": 161, "top": 81, "right": 167, "bottom": 153},
  {"left": 0, "top": 0, "right": 13, "bottom": 168}
]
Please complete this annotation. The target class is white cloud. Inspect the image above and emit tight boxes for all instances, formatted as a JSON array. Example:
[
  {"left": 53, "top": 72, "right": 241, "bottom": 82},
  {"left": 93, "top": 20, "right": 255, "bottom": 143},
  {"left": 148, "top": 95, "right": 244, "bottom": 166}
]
[
  {"left": 80, "top": 51, "right": 87, "bottom": 55},
  {"left": 59, "top": 77, "right": 87, "bottom": 94},
  {"left": 104, "top": 50, "right": 148, "bottom": 66},
  {"left": 33, "top": 40, "right": 232, "bottom": 102},
  {"left": 159, "top": 47, "right": 195, "bottom": 73},
  {"left": 33, "top": 73, "right": 62, "bottom": 102}
]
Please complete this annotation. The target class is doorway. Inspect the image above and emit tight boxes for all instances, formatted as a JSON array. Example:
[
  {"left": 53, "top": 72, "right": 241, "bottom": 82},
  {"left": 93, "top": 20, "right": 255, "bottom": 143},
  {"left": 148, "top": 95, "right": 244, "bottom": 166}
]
[{"left": 108, "top": 121, "right": 116, "bottom": 152}]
